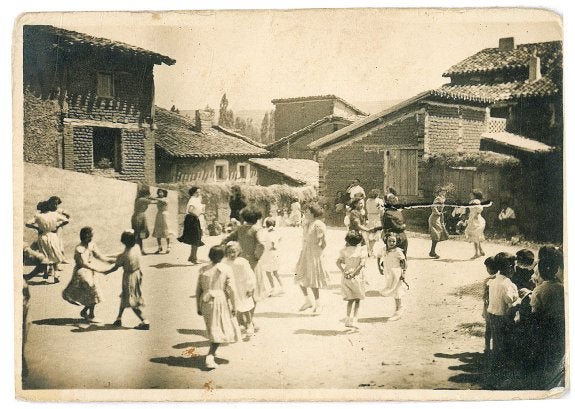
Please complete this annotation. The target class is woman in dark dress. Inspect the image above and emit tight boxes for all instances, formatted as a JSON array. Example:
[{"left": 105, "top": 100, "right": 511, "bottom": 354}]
[
  {"left": 229, "top": 185, "right": 247, "bottom": 222},
  {"left": 178, "top": 187, "right": 205, "bottom": 264},
  {"left": 428, "top": 190, "right": 449, "bottom": 258},
  {"left": 382, "top": 193, "right": 408, "bottom": 256}
]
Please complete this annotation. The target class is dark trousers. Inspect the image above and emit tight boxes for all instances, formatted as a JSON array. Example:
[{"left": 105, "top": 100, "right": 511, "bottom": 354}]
[{"left": 488, "top": 313, "right": 514, "bottom": 370}]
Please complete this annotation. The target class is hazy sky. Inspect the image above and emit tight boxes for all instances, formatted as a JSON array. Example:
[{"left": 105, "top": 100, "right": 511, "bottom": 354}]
[{"left": 28, "top": 8, "right": 562, "bottom": 113}]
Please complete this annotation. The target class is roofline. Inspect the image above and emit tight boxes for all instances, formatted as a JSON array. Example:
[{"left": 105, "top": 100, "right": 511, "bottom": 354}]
[
  {"left": 271, "top": 95, "right": 367, "bottom": 116},
  {"left": 156, "top": 145, "right": 270, "bottom": 159},
  {"left": 213, "top": 125, "right": 267, "bottom": 149},
  {"left": 308, "top": 90, "right": 433, "bottom": 150},
  {"left": 248, "top": 159, "right": 307, "bottom": 185},
  {"left": 266, "top": 114, "right": 356, "bottom": 149},
  {"left": 29, "top": 25, "right": 176, "bottom": 66},
  {"left": 481, "top": 133, "right": 554, "bottom": 154}
]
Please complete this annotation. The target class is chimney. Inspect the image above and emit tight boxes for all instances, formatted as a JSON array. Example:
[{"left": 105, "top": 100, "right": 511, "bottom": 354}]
[
  {"left": 195, "top": 109, "right": 214, "bottom": 132},
  {"left": 499, "top": 37, "right": 515, "bottom": 51},
  {"left": 529, "top": 50, "right": 541, "bottom": 81}
]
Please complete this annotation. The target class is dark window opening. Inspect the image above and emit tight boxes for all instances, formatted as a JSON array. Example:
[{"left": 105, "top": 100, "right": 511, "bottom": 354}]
[
  {"left": 97, "top": 73, "right": 114, "bottom": 98},
  {"left": 93, "top": 127, "right": 121, "bottom": 172},
  {"left": 238, "top": 164, "right": 247, "bottom": 179}
]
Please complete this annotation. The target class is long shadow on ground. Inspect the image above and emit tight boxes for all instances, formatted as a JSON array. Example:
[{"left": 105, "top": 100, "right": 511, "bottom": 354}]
[
  {"left": 255, "top": 312, "right": 310, "bottom": 319},
  {"left": 433, "top": 351, "right": 487, "bottom": 388},
  {"left": 33, "top": 318, "right": 86, "bottom": 326},
  {"left": 294, "top": 329, "right": 356, "bottom": 336},
  {"left": 150, "top": 356, "right": 229, "bottom": 372},
  {"left": 149, "top": 263, "right": 194, "bottom": 269}
]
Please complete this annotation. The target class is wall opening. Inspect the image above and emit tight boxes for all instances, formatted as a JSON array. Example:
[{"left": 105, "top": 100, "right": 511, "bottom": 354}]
[{"left": 93, "top": 127, "right": 121, "bottom": 171}]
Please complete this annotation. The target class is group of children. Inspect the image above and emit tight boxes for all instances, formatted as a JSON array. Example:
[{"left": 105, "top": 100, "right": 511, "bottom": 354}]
[{"left": 482, "top": 245, "right": 565, "bottom": 389}]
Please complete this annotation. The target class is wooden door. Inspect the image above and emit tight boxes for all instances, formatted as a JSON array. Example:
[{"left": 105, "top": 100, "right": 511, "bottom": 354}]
[{"left": 384, "top": 149, "right": 418, "bottom": 197}]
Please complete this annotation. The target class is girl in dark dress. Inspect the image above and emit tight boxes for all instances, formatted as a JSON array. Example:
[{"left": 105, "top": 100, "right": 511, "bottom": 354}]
[
  {"left": 381, "top": 193, "right": 408, "bottom": 256},
  {"left": 229, "top": 185, "right": 247, "bottom": 222}
]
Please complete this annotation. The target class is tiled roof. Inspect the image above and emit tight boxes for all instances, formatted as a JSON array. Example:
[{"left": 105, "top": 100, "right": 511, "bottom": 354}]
[
  {"left": 25, "top": 25, "right": 176, "bottom": 66},
  {"left": 432, "top": 77, "right": 559, "bottom": 102},
  {"left": 481, "top": 132, "right": 554, "bottom": 154},
  {"left": 271, "top": 95, "right": 367, "bottom": 116},
  {"left": 443, "top": 41, "right": 562, "bottom": 77},
  {"left": 267, "top": 114, "right": 365, "bottom": 149},
  {"left": 154, "top": 107, "right": 269, "bottom": 158},
  {"left": 249, "top": 158, "right": 319, "bottom": 186}
]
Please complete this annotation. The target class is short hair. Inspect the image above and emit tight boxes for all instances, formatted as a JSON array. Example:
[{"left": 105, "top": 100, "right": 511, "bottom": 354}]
[
  {"left": 494, "top": 252, "right": 516, "bottom": 274},
  {"left": 387, "top": 187, "right": 397, "bottom": 196},
  {"left": 188, "top": 186, "right": 199, "bottom": 196},
  {"left": 46, "top": 199, "right": 59, "bottom": 212},
  {"left": 307, "top": 202, "right": 324, "bottom": 218},
  {"left": 471, "top": 189, "right": 484, "bottom": 200},
  {"left": 137, "top": 184, "right": 151, "bottom": 198},
  {"left": 538, "top": 245, "right": 562, "bottom": 280},
  {"left": 157, "top": 188, "right": 168, "bottom": 197},
  {"left": 48, "top": 196, "right": 62, "bottom": 206},
  {"left": 225, "top": 241, "right": 241, "bottom": 254},
  {"left": 383, "top": 232, "right": 399, "bottom": 245},
  {"left": 36, "top": 201, "right": 48, "bottom": 212},
  {"left": 241, "top": 206, "right": 262, "bottom": 224},
  {"left": 80, "top": 226, "right": 93, "bottom": 242},
  {"left": 265, "top": 217, "right": 276, "bottom": 228},
  {"left": 349, "top": 198, "right": 363, "bottom": 210},
  {"left": 484, "top": 256, "right": 498, "bottom": 272},
  {"left": 368, "top": 189, "right": 380, "bottom": 199},
  {"left": 120, "top": 230, "right": 136, "bottom": 248},
  {"left": 345, "top": 231, "right": 363, "bottom": 246},
  {"left": 208, "top": 245, "right": 226, "bottom": 263}
]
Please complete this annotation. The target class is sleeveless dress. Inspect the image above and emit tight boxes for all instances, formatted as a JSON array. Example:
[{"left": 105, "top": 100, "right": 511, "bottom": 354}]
[
  {"left": 294, "top": 219, "right": 330, "bottom": 288},
  {"left": 196, "top": 263, "right": 241, "bottom": 343},
  {"left": 152, "top": 198, "right": 171, "bottom": 238},
  {"left": 465, "top": 199, "right": 486, "bottom": 242}
]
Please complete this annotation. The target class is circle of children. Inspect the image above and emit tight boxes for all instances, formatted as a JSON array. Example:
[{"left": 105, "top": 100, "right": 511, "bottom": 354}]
[{"left": 23, "top": 184, "right": 565, "bottom": 382}]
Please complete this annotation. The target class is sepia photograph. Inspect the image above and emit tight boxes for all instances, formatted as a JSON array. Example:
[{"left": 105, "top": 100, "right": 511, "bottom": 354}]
[{"left": 10, "top": 3, "right": 568, "bottom": 403}]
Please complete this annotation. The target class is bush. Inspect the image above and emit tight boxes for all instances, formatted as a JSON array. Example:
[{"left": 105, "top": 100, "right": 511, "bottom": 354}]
[{"left": 157, "top": 181, "right": 317, "bottom": 222}]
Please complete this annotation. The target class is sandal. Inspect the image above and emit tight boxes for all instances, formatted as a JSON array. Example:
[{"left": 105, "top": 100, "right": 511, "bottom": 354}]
[{"left": 134, "top": 322, "right": 150, "bottom": 330}]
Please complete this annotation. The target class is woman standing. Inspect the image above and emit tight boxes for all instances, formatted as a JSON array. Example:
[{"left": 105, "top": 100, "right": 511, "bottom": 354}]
[
  {"left": 63, "top": 227, "right": 113, "bottom": 321},
  {"left": 294, "top": 203, "right": 329, "bottom": 314},
  {"left": 152, "top": 189, "right": 172, "bottom": 254},
  {"left": 465, "top": 189, "right": 487, "bottom": 258},
  {"left": 178, "top": 187, "right": 205, "bottom": 264},
  {"left": 428, "top": 190, "right": 449, "bottom": 259},
  {"left": 131, "top": 185, "right": 156, "bottom": 255},
  {"left": 229, "top": 185, "right": 247, "bottom": 222},
  {"left": 348, "top": 198, "right": 371, "bottom": 245}
]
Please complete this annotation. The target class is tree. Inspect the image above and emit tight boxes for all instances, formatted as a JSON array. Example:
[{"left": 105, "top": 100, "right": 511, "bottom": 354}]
[
  {"left": 261, "top": 112, "right": 270, "bottom": 143},
  {"left": 268, "top": 109, "right": 275, "bottom": 142}
]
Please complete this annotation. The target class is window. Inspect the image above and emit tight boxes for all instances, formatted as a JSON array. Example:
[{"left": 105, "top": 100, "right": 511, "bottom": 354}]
[
  {"left": 237, "top": 162, "right": 250, "bottom": 181},
  {"left": 214, "top": 160, "right": 229, "bottom": 181},
  {"left": 97, "top": 72, "right": 114, "bottom": 98},
  {"left": 93, "top": 127, "right": 121, "bottom": 172}
]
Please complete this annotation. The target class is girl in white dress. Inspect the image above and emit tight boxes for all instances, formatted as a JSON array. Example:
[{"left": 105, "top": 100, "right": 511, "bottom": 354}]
[
  {"left": 465, "top": 189, "right": 487, "bottom": 259},
  {"left": 224, "top": 242, "right": 256, "bottom": 336},
  {"left": 336, "top": 231, "right": 367, "bottom": 328},
  {"left": 376, "top": 232, "right": 407, "bottom": 321},
  {"left": 259, "top": 218, "right": 283, "bottom": 295}
]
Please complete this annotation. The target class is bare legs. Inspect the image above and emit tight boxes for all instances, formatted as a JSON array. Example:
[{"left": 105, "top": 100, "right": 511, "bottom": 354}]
[
  {"left": 299, "top": 286, "right": 321, "bottom": 313},
  {"left": 473, "top": 242, "right": 485, "bottom": 258},
  {"left": 429, "top": 240, "right": 439, "bottom": 258},
  {"left": 189, "top": 245, "right": 198, "bottom": 263},
  {"left": 345, "top": 299, "right": 360, "bottom": 327},
  {"left": 80, "top": 304, "right": 95, "bottom": 320},
  {"left": 266, "top": 271, "right": 284, "bottom": 295},
  {"left": 156, "top": 238, "right": 171, "bottom": 253},
  {"left": 113, "top": 306, "right": 149, "bottom": 329}
]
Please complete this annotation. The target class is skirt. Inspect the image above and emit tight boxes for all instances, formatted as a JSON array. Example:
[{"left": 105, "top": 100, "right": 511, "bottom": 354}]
[
  {"left": 465, "top": 216, "right": 486, "bottom": 242},
  {"left": 120, "top": 269, "right": 144, "bottom": 309},
  {"left": 428, "top": 214, "right": 449, "bottom": 242},
  {"left": 200, "top": 290, "right": 241, "bottom": 343},
  {"left": 37, "top": 232, "right": 65, "bottom": 264},
  {"left": 341, "top": 274, "right": 366, "bottom": 300},
  {"left": 153, "top": 211, "right": 171, "bottom": 238},
  {"left": 131, "top": 212, "right": 149, "bottom": 240},
  {"left": 253, "top": 263, "right": 271, "bottom": 302},
  {"left": 294, "top": 247, "right": 330, "bottom": 289},
  {"left": 62, "top": 267, "right": 101, "bottom": 306},
  {"left": 380, "top": 267, "right": 405, "bottom": 299},
  {"left": 178, "top": 214, "right": 204, "bottom": 246}
]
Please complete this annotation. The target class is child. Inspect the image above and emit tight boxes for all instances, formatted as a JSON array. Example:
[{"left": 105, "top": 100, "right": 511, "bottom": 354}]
[
  {"left": 47, "top": 196, "right": 71, "bottom": 264},
  {"left": 223, "top": 242, "right": 256, "bottom": 336},
  {"left": 196, "top": 245, "right": 241, "bottom": 369},
  {"left": 103, "top": 230, "right": 150, "bottom": 330},
  {"left": 376, "top": 232, "right": 407, "bottom": 321},
  {"left": 336, "top": 231, "right": 367, "bottom": 328},
  {"left": 259, "top": 218, "right": 284, "bottom": 296},
  {"left": 62, "top": 227, "right": 114, "bottom": 321},
  {"left": 486, "top": 252, "right": 520, "bottom": 375},
  {"left": 482, "top": 256, "right": 498, "bottom": 354}
]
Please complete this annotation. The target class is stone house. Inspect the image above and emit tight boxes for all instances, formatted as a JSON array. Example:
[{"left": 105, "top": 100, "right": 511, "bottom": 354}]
[
  {"left": 23, "top": 25, "right": 175, "bottom": 183},
  {"left": 269, "top": 95, "right": 366, "bottom": 159},
  {"left": 308, "top": 37, "right": 562, "bottom": 241},
  {"left": 154, "top": 107, "right": 270, "bottom": 183}
]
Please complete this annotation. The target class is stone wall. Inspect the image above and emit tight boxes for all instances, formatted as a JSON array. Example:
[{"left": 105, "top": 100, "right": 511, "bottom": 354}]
[
  {"left": 23, "top": 91, "right": 61, "bottom": 167},
  {"left": 22, "top": 163, "right": 179, "bottom": 256},
  {"left": 273, "top": 99, "right": 334, "bottom": 140}
]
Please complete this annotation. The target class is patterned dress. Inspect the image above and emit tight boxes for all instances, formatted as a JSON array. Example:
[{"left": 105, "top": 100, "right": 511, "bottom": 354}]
[
  {"left": 294, "top": 219, "right": 330, "bottom": 288},
  {"left": 196, "top": 263, "right": 241, "bottom": 343},
  {"left": 62, "top": 242, "right": 103, "bottom": 306}
]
